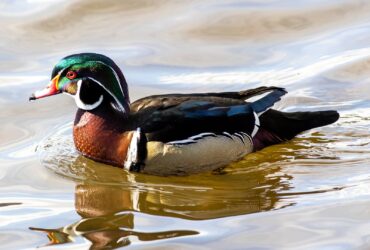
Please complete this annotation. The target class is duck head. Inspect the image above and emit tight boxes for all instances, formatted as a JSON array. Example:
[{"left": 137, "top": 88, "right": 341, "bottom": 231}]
[{"left": 30, "top": 53, "right": 130, "bottom": 114}]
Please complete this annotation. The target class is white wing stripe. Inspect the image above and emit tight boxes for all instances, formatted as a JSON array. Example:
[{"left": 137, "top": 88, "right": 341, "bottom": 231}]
[
  {"left": 234, "top": 133, "right": 245, "bottom": 144},
  {"left": 168, "top": 131, "right": 252, "bottom": 146},
  {"left": 251, "top": 112, "right": 260, "bottom": 137}
]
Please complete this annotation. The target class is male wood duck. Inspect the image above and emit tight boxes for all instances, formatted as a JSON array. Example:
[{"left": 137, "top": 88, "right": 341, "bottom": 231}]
[{"left": 30, "top": 53, "right": 339, "bottom": 176}]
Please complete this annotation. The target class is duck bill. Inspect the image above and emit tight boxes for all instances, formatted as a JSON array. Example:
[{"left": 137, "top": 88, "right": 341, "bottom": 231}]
[{"left": 29, "top": 74, "right": 61, "bottom": 100}]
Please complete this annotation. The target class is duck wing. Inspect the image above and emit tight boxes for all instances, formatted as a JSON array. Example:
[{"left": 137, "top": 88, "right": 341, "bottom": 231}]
[
  {"left": 130, "top": 86, "right": 338, "bottom": 147},
  {"left": 132, "top": 88, "right": 287, "bottom": 143},
  {"left": 130, "top": 86, "right": 285, "bottom": 113}
]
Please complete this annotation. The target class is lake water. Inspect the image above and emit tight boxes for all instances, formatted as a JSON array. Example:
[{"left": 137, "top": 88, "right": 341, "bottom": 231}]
[{"left": 1, "top": 0, "right": 370, "bottom": 249}]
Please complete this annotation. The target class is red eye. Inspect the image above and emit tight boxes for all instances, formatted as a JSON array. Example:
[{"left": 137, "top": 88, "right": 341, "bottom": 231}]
[{"left": 66, "top": 71, "right": 77, "bottom": 80}]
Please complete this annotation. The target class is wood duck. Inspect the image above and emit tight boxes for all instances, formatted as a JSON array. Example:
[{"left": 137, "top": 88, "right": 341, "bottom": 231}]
[{"left": 30, "top": 53, "right": 339, "bottom": 176}]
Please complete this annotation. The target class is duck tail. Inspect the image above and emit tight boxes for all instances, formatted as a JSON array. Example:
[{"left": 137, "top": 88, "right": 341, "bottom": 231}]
[
  {"left": 249, "top": 88, "right": 287, "bottom": 113},
  {"left": 259, "top": 109, "right": 340, "bottom": 141},
  {"left": 238, "top": 86, "right": 287, "bottom": 101}
]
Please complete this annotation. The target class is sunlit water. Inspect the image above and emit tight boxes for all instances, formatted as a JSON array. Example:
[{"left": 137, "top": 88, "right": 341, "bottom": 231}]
[{"left": 1, "top": 0, "right": 370, "bottom": 249}]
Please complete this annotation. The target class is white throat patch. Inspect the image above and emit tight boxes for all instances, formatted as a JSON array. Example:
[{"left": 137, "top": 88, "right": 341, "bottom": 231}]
[
  {"left": 75, "top": 80, "right": 104, "bottom": 110},
  {"left": 87, "top": 77, "right": 127, "bottom": 114}
]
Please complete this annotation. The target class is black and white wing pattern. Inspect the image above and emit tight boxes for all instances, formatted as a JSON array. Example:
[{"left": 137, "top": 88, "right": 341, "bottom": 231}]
[{"left": 137, "top": 87, "right": 287, "bottom": 142}]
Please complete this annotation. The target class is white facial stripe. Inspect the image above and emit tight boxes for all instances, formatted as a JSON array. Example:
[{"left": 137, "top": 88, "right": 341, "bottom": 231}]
[
  {"left": 75, "top": 80, "right": 104, "bottom": 110},
  {"left": 92, "top": 61, "right": 127, "bottom": 100},
  {"left": 57, "top": 67, "right": 68, "bottom": 76},
  {"left": 87, "top": 77, "right": 126, "bottom": 113},
  {"left": 78, "top": 95, "right": 103, "bottom": 110}
]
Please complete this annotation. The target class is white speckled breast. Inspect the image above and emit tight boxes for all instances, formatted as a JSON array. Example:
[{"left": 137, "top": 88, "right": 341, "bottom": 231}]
[{"left": 143, "top": 133, "right": 253, "bottom": 176}]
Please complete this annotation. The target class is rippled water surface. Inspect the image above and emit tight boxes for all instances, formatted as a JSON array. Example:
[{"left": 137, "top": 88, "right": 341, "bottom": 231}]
[{"left": 2, "top": 0, "right": 370, "bottom": 249}]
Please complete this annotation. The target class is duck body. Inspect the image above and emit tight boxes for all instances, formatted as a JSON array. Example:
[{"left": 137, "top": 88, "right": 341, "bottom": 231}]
[{"left": 31, "top": 53, "right": 339, "bottom": 176}]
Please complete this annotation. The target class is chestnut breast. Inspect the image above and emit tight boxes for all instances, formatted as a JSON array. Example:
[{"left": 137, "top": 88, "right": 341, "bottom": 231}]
[{"left": 73, "top": 110, "right": 133, "bottom": 167}]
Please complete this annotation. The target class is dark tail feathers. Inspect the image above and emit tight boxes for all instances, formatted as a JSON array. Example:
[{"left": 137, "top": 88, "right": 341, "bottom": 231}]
[{"left": 260, "top": 109, "right": 340, "bottom": 140}]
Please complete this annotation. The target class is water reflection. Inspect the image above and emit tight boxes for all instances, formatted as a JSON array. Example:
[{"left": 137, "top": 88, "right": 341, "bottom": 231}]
[
  {"left": 30, "top": 174, "right": 283, "bottom": 249},
  {"left": 31, "top": 208, "right": 197, "bottom": 248},
  {"left": 74, "top": 176, "right": 282, "bottom": 220},
  {"left": 31, "top": 142, "right": 296, "bottom": 248},
  {"left": 41, "top": 146, "right": 292, "bottom": 217},
  {"left": 30, "top": 182, "right": 201, "bottom": 248}
]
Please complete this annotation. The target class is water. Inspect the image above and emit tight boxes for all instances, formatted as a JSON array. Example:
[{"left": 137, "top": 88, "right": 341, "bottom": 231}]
[{"left": 1, "top": 0, "right": 370, "bottom": 249}]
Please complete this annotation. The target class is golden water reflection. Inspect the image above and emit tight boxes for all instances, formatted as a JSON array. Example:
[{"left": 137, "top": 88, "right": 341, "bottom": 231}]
[
  {"left": 31, "top": 152, "right": 293, "bottom": 248},
  {"left": 31, "top": 183, "right": 200, "bottom": 248}
]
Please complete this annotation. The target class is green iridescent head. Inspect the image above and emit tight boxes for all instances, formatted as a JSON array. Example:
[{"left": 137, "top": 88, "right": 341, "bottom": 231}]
[{"left": 31, "top": 53, "right": 130, "bottom": 113}]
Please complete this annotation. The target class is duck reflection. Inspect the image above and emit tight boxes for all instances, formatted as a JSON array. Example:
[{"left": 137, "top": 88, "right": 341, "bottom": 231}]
[
  {"left": 31, "top": 183, "right": 202, "bottom": 249},
  {"left": 31, "top": 138, "right": 310, "bottom": 249},
  {"left": 31, "top": 174, "right": 290, "bottom": 249}
]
